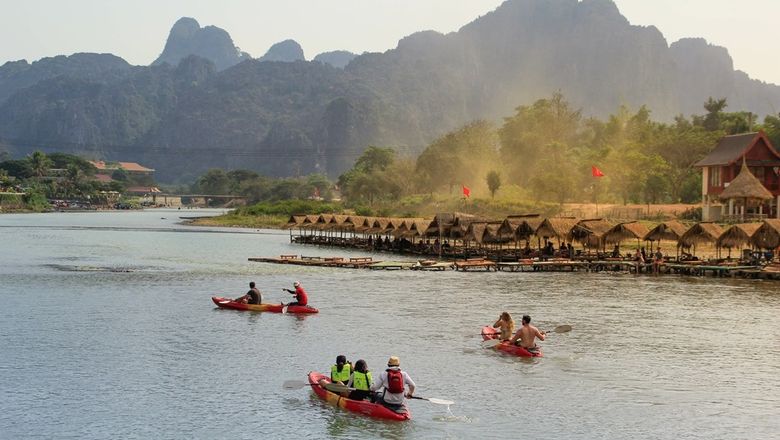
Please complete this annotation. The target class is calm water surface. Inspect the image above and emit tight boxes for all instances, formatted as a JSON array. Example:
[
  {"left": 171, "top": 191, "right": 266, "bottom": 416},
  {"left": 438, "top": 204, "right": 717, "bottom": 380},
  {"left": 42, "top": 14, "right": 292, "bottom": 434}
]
[{"left": 1, "top": 210, "right": 778, "bottom": 439}]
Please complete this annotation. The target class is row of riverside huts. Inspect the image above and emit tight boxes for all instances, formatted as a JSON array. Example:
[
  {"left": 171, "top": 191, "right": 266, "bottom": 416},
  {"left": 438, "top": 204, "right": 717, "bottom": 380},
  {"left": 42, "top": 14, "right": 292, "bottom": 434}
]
[{"left": 283, "top": 213, "right": 780, "bottom": 261}]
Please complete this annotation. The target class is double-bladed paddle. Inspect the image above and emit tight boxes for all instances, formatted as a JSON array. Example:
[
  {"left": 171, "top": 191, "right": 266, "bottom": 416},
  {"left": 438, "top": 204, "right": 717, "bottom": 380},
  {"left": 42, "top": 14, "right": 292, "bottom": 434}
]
[
  {"left": 481, "top": 324, "right": 572, "bottom": 348},
  {"left": 283, "top": 380, "right": 454, "bottom": 405}
]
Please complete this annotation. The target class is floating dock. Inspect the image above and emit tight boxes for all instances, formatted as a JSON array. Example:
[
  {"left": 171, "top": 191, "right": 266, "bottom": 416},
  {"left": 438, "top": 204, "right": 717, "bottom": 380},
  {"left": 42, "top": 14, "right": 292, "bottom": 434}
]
[{"left": 248, "top": 255, "right": 774, "bottom": 278}]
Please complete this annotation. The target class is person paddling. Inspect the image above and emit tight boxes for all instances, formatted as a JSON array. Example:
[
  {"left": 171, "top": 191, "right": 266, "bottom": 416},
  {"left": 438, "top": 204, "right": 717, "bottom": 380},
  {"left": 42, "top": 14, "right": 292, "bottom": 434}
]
[
  {"left": 346, "top": 359, "right": 372, "bottom": 401},
  {"left": 509, "top": 315, "right": 545, "bottom": 352},
  {"left": 283, "top": 281, "right": 308, "bottom": 306},
  {"left": 234, "top": 281, "right": 262, "bottom": 304},
  {"left": 330, "top": 355, "right": 351, "bottom": 385},
  {"left": 370, "top": 356, "right": 415, "bottom": 410},
  {"left": 493, "top": 311, "right": 515, "bottom": 341}
]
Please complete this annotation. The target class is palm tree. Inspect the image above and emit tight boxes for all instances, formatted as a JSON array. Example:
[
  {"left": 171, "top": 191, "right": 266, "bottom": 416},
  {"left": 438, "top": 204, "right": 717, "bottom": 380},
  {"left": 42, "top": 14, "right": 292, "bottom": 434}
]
[{"left": 28, "top": 151, "right": 53, "bottom": 180}]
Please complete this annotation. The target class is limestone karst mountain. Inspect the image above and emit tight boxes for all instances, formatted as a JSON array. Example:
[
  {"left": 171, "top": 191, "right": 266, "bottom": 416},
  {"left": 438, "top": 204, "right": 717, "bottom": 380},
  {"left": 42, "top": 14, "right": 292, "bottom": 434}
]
[{"left": 1, "top": 0, "right": 779, "bottom": 180}]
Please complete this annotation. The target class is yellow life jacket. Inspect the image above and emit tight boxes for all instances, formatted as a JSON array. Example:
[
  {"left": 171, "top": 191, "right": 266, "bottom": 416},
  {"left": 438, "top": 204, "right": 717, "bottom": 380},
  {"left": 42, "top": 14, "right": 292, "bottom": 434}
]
[
  {"left": 352, "top": 371, "right": 372, "bottom": 391},
  {"left": 331, "top": 363, "right": 351, "bottom": 383}
]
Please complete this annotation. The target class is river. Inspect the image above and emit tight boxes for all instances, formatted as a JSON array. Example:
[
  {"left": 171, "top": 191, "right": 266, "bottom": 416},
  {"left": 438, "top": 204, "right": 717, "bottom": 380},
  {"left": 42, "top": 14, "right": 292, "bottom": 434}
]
[{"left": 0, "top": 210, "right": 778, "bottom": 439}]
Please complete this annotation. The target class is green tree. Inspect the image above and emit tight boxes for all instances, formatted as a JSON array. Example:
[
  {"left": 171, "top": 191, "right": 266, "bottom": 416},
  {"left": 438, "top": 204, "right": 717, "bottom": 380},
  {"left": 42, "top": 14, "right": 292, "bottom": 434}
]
[
  {"left": 111, "top": 168, "right": 129, "bottom": 182},
  {"left": 27, "top": 151, "right": 53, "bottom": 179},
  {"left": 486, "top": 170, "right": 501, "bottom": 198},
  {"left": 197, "top": 169, "right": 230, "bottom": 194},
  {"left": 701, "top": 97, "right": 727, "bottom": 131}
]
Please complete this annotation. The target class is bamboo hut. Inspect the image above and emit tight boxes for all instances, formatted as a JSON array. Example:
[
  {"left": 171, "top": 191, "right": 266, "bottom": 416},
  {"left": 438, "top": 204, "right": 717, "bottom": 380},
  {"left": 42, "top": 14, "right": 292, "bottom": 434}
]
[
  {"left": 313, "top": 214, "right": 334, "bottom": 230},
  {"left": 717, "top": 223, "right": 761, "bottom": 257},
  {"left": 282, "top": 214, "right": 307, "bottom": 229},
  {"left": 393, "top": 218, "right": 424, "bottom": 238},
  {"left": 718, "top": 159, "right": 774, "bottom": 221},
  {"left": 603, "top": 221, "right": 650, "bottom": 247},
  {"left": 325, "top": 214, "right": 350, "bottom": 231},
  {"left": 679, "top": 222, "right": 725, "bottom": 257},
  {"left": 570, "top": 219, "right": 614, "bottom": 249},
  {"left": 425, "top": 212, "right": 474, "bottom": 238},
  {"left": 750, "top": 219, "right": 780, "bottom": 250},
  {"left": 483, "top": 222, "right": 511, "bottom": 245},
  {"left": 354, "top": 217, "right": 376, "bottom": 234},
  {"left": 464, "top": 221, "right": 488, "bottom": 244},
  {"left": 344, "top": 215, "right": 366, "bottom": 232},
  {"left": 366, "top": 217, "right": 391, "bottom": 235},
  {"left": 407, "top": 219, "right": 432, "bottom": 239},
  {"left": 643, "top": 220, "right": 689, "bottom": 254},
  {"left": 497, "top": 214, "right": 542, "bottom": 242},
  {"left": 535, "top": 217, "right": 580, "bottom": 245}
]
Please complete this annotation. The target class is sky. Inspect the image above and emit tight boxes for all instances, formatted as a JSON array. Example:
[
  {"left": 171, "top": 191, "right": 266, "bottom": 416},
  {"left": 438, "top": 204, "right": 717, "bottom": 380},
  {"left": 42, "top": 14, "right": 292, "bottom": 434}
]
[{"left": 1, "top": 0, "right": 778, "bottom": 84}]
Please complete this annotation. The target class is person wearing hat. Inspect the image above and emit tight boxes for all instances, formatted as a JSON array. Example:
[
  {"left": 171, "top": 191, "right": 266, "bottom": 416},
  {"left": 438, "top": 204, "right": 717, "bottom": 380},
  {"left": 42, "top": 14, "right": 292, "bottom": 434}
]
[
  {"left": 283, "top": 281, "right": 308, "bottom": 306},
  {"left": 370, "top": 356, "right": 415, "bottom": 410}
]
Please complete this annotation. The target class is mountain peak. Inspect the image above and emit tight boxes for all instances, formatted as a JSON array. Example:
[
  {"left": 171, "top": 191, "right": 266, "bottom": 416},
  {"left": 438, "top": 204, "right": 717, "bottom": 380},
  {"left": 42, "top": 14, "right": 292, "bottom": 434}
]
[
  {"left": 259, "top": 39, "right": 305, "bottom": 62},
  {"left": 153, "top": 17, "right": 250, "bottom": 70}
]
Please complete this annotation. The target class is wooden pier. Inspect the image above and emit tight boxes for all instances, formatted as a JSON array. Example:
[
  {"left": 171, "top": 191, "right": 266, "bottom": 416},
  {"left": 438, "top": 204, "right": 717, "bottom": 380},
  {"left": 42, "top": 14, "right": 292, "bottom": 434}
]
[{"left": 248, "top": 254, "right": 771, "bottom": 279}]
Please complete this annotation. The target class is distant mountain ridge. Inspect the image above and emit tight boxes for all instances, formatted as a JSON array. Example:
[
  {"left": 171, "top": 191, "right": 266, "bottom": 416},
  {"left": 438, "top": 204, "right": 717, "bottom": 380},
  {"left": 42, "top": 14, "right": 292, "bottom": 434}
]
[{"left": 1, "top": 0, "right": 779, "bottom": 181}]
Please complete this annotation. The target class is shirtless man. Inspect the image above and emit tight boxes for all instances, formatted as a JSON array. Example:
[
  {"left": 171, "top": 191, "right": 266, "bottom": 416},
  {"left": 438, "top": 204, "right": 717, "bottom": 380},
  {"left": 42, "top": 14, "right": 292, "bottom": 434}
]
[{"left": 509, "top": 315, "right": 545, "bottom": 350}]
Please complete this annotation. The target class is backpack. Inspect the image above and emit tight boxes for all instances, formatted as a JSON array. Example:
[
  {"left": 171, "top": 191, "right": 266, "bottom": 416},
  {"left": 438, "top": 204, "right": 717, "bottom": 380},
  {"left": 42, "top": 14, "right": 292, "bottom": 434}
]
[{"left": 386, "top": 369, "right": 404, "bottom": 394}]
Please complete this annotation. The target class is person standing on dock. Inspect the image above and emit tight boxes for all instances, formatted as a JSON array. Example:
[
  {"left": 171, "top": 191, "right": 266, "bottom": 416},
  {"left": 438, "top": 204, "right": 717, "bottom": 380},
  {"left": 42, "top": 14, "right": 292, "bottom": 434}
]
[
  {"left": 284, "top": 281, "right": 308, "bottom": 306},
  {"left": 653, "top": 248, "right": 664, "bottom": 274},
  {"left": 509, "top": 315, "right": 545, "bottom": 352}
]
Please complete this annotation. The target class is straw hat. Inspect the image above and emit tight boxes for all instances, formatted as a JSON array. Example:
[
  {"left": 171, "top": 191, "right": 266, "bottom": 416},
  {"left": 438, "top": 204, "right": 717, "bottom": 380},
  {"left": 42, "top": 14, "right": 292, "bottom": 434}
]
[{"left": 387, "top": 356, "right": 400, "bottom": 367}]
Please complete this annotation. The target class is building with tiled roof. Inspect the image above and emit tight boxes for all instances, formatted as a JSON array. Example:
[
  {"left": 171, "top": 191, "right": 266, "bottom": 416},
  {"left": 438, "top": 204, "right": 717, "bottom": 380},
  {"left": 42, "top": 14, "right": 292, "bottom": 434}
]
[
  {"left": 89, "top": 161, "right": 155, "bottom": 174},
  {"left": 695, "top": 131, "right": 780, "bottom": 221}
]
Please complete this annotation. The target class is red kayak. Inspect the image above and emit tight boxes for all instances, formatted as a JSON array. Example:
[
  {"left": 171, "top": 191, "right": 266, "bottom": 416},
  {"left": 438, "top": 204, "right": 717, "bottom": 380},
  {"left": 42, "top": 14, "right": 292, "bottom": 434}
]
[
  {"left": 307, "top": 372, "right": 410, "bottom": 421},
  {"left": 481, "top": 326, "right": 543, "bottom": 357},
  {"left": 212, "top": 296, "right": 319, "bottom": 314}
]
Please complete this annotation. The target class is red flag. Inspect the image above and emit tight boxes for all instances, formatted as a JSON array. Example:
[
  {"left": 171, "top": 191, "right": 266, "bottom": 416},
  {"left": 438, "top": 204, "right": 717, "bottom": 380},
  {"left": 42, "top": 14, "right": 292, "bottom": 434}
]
[
  {"left": 462, "top": 185, "right": 471, "bottom": 198},
  {"left": 591, "top": 165, "right": 605, "bottom": 177}
]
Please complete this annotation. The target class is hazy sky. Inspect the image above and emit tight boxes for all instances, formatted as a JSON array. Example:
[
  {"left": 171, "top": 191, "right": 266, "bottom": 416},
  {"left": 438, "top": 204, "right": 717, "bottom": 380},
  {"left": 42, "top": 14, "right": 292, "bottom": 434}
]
[{"left": 1, "top": 0, "right": 778, "bottom": 84}]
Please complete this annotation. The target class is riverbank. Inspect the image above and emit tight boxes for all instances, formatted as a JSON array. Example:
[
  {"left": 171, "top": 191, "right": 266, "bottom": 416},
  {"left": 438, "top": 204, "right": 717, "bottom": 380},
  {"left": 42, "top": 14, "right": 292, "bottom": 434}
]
[{"left": 186, "top": 212, "right": 286, "bottom": 228}]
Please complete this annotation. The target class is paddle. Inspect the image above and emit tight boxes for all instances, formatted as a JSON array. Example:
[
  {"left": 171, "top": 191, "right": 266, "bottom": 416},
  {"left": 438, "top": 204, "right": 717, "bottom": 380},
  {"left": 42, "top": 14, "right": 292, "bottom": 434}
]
[
  {"left": 283, "top": 380, "right": 454, "bottom": 405},
  {"left": 282, "top": 380, "right": 350, "bottom": 393},
  {"left": 409, "top": 396, "right": 455, "bottom": 405},
  {"left": 481, "top": 324, "right": 572, "bottom": 348}
]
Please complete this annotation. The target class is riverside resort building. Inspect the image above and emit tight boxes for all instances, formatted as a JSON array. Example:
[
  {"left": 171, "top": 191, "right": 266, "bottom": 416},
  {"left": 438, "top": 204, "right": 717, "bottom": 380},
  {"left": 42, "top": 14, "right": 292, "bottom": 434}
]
[{"left": 696, "top": 131, "right": 780, "bottom": 221}]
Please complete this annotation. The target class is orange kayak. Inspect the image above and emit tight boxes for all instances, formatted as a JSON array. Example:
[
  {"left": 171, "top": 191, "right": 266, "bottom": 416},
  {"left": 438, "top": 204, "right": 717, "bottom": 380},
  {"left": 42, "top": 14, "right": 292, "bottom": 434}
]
[{"left": 307, "top": 372, "right": 410, "bottom": 421}]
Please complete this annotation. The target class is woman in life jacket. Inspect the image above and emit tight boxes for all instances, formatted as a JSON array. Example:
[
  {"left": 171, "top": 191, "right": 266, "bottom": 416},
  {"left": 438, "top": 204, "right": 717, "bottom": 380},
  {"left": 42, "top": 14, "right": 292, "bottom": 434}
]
[
  {"left": 346, "top": 359, "right": 372, "bottom": 401},
  {"left": 493, "top": 311, "right": 515, "bottom": 341},
  {"left": 330, "top": 355, "right": 351, "bottom": 385}
]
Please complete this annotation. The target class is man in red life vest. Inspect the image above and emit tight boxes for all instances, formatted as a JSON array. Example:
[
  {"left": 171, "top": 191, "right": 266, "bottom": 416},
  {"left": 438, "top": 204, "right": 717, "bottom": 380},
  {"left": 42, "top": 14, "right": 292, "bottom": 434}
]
[
  {"left": 283, "top": 281, "right": 308, "bottom": 306},
  {"left": 370, "top": 356, "right": 415, "bottom": 410}
]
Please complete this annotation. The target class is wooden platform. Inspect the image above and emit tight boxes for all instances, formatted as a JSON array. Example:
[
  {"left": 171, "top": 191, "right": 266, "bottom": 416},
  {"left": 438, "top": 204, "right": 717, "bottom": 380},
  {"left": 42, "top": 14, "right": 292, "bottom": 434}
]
[
  {"left": 248, "top": 255, "right": 378, "bottom": 269},
  {"left": 454, "top": 259, "right": 497, "bottom": 271}
]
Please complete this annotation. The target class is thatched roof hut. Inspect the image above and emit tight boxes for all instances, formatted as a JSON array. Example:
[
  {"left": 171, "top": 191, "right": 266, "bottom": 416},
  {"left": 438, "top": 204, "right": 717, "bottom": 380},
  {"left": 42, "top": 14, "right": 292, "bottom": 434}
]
[
  {"left": 464, "top": 222, "right": 488, "bottom": 244},
  {"left": 497, "top": 214, "right": 542, "bottom": 241},
  {"left": 679, "top": 222, "right": 724, "bottom": 248},
  {"left": 643, "top": 221, "right": 689, "bottom": 242},
  {"left": 425, "top": 212, "right": 474, "bottom": 238},
  {"left": 570, "top": 219, "right": 615, "bottom": 248},
  {"left": 603, "top": 221, "right": 650, "bottom": 244},
  {"left": 535, "top": 217, "right": 580, "bottom": 242},
  {"left": 345, "top": 215, "right": 366, "bottom": 231},
  {"left": 353, "top": 217, "right": 375, "bottom": 233},
  {"left": 312, "top": 214, "right": 334, "bottom": 230},
  {"left": 483, "top": 221, "right": 511, "bottom": 244},
  {"left": 384, "top": 217, "right": 406, "bottom": 234},
  {"left": 300, "top": 214, "right": 321, "bottom": 230},
  {"left": 325, "top": 214, "right": 350, "bottom": 231},
  {"left": 282, "top": 214, "right": 307, "bottom": 229},
  {"left": 367, "top": 217, "right": 391, "bottom": 235},
  {"left": 393, "top": 218, "right": 424, "bottom": 237},
  {"left": 717, "top": 223, "right": 761, "bottom": 249},
  {"left": 751, "top": 219, "right": 780, "bottom": 249},
  {"left": 407, "top": 220, "right": 432, "bottom": 238},
  {"left": 719, "top": 160, "right": 774, "bottom": 201}
]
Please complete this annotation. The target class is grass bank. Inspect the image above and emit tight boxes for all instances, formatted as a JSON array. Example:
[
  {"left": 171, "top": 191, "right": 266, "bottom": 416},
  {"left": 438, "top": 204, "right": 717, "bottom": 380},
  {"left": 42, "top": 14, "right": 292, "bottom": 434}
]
[{"left": 188, "top": 213, "right": 287, "bottom": 229}]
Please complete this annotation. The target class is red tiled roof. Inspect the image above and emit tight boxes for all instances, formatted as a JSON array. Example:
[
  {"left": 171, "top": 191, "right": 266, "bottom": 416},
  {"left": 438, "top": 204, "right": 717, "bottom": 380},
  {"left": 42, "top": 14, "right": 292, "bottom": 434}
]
[
  {"left": 118, "top": 162, "right": 155, "bottom": 172},
  {"left": 88, "top": 160, "right": 155, "bottom": 172},
  {"left": 94, "top": 174, "right": 113, "bottom": 183}
]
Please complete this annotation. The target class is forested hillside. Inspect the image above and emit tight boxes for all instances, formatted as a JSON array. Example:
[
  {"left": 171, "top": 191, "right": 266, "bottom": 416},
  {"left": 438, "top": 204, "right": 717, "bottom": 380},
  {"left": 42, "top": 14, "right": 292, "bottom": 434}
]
[{"left": 1, "top": 0, "right": 779, "bottom": 181}]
